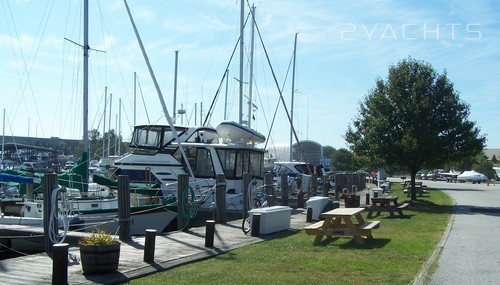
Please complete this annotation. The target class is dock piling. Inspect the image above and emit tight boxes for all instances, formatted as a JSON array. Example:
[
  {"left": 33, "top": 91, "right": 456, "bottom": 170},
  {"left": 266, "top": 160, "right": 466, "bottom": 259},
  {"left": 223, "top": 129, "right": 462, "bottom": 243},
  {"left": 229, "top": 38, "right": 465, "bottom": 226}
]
[
  {"left": 143, "top": 229, "right": 157, "bottom": 263},
  {"left": 52, "top": 243, "right": 68, "bottom": 285},
  {"left": 205, "top": 220, "right": 216, "bottom": 248}
]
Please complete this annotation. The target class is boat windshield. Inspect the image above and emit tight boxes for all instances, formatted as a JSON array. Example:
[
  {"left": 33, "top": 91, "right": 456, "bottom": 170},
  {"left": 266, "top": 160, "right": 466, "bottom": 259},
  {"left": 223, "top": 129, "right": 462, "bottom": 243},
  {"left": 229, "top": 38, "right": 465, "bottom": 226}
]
[{"left": 130, "top": 126, "right": 185, "bottom": 149}]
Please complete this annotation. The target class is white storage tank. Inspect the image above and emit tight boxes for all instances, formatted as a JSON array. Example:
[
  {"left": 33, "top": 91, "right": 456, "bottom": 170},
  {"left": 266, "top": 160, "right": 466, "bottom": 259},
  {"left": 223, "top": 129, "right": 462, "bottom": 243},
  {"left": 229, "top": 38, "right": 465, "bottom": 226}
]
[
  {"left": 248, "top": 206, "right": 293, "bottom": 234},
  {"left": 306, "top": 196, "right": 330, "bottom": 221}
]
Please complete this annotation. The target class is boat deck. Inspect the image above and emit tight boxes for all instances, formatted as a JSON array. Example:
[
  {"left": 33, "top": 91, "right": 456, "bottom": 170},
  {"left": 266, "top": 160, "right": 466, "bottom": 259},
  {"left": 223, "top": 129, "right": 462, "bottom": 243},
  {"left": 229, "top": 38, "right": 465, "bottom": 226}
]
[{"left": 0, "top": 209, "right": 310, "bottom": 284}]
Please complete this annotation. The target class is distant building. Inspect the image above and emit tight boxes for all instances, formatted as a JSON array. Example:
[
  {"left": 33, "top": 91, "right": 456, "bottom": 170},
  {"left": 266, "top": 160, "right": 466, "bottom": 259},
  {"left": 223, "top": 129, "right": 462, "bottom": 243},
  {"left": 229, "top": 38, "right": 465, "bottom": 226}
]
[
  {"left": 484, "top": 148, "right": 500, "bottom": 161},
  {"left": 266, "top": 140, "right": 324, "bottom": 165}
]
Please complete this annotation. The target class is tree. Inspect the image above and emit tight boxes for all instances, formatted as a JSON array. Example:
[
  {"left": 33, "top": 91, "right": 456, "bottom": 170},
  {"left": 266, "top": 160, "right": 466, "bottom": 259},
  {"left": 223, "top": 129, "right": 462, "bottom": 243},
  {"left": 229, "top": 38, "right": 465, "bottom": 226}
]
[
  {"left": 345, "top": 58, "right": 485, "bottom": 200},
  {"left": 332, "top": 148, "right": 355, "bottom": 171}
]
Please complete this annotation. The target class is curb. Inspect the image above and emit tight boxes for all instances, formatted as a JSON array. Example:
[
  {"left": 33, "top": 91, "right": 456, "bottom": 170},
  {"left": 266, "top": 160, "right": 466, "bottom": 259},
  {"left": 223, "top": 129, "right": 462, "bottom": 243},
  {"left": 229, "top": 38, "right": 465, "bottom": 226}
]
[{"left": 413, "top": 201, "right": 456, "bottom": 285}]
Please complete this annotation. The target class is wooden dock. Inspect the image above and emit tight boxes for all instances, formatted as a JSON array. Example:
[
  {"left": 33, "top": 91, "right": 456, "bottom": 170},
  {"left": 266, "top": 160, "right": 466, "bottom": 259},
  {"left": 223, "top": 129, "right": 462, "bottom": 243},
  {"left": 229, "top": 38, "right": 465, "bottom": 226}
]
[{"left": 0, "top": 209, "right": 309, "bottom": 284}]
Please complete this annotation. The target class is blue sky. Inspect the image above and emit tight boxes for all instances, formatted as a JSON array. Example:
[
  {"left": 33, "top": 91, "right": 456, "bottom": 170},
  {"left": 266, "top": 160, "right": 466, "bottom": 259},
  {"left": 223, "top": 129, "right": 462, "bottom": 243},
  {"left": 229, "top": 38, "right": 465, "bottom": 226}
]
[{"left": 1, "top": 0, "right": 498, "bottom": 151}]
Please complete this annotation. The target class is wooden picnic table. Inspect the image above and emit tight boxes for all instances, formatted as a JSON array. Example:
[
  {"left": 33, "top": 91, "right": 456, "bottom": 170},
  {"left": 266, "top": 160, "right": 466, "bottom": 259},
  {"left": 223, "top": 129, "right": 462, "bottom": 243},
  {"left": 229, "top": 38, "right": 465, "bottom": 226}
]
[
  {"left": 403, "top": 181, "right": 427, "bottom": 196},
  {"left": 367, "top": 195, "right": 409, "bottom": 218},
  {"left": 304, "top": 207, "right": 380, "bottom": 245}
]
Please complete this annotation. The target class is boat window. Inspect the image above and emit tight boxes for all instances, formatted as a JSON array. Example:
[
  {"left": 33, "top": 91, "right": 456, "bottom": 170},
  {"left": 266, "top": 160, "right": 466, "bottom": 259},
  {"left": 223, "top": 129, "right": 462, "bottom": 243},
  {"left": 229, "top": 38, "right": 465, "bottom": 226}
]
[
  {"left": 218, "top": 149, "right": 237, "bottom": 178},
  {"left": 114, "top": 168, "right": 160, "bottom": 185},
  {"left": 131, "top": 128, "right": 162, "bottom": 148},
  {"left": 163, "top": 129, "right": 184, "bottom": 146},
  {"left": 217, "top": 149, "right": 263, "bottom": 179},
  {"left": 193, "top": 148, "right": 215, "bottom": 178}
]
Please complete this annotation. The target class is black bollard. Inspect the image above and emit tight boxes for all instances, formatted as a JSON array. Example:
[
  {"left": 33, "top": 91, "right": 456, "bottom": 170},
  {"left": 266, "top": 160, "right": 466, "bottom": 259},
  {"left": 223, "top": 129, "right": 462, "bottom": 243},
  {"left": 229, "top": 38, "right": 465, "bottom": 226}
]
[
  {"left": 366, "top": 193, "right": 370, "bottom": 205},
  {"left": 143, "top": 229, "right": 157, "bottom": 263},
  {"left": 306, "top": 207, "right": 313, "bottom": 222},
  {"left": 52, "top": 243, "right": 68, "bottom": 285},
  {"left": 205, "top": 220, "right": 216, "bottom": 248},
  {"left": 251, "top": 213, "right": 261, "bottom": 237}
]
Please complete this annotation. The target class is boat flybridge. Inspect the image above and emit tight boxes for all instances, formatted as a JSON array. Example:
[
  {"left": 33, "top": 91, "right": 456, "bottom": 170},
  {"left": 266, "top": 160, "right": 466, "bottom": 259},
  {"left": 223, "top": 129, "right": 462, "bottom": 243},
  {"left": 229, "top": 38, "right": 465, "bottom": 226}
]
[{"left": 111, "top": 121, "right": 266, "bottom": 211}]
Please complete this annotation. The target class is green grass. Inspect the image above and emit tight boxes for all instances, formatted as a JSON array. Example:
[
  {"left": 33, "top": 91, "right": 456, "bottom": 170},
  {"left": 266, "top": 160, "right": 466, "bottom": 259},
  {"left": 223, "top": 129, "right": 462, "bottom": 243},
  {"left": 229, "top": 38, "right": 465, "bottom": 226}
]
[{"left": 126, "top": 185, "right": 452, "bottom": 285}]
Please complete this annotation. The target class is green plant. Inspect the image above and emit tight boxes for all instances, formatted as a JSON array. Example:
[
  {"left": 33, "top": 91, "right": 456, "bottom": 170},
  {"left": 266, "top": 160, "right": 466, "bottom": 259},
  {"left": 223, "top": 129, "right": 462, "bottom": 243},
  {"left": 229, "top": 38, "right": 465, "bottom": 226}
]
[{"left": 79, "top": 230, "right": 118, "bottom": 246}]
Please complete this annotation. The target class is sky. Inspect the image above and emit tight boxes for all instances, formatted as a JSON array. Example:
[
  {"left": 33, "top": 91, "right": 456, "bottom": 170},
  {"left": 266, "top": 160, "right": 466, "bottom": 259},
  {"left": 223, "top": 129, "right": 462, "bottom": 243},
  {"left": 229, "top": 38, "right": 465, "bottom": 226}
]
[{"left": 1, "top": 0, "right": 499, "bottom": 153}]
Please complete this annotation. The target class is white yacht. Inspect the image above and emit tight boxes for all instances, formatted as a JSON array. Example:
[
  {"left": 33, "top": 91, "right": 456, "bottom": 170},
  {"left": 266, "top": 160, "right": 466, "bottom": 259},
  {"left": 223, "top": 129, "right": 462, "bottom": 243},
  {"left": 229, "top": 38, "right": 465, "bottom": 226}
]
[{"left": 111, "top": 121, "right": 266, "bottom": 212}]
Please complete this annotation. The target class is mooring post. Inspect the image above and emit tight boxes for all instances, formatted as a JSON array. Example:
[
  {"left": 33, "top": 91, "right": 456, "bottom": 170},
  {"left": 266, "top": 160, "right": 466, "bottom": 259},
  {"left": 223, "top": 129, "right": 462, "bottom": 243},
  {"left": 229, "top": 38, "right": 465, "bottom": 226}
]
[
  {"left": 52, "top": 243, "right": 68, "bottom": 285},
  {"left": 281, "top": 174, "right": 289, "bottom": 206},
  {"left": 264, "top": 172, "right": 274, "bottom": 205},
  {"left": 215, "top": 174, "right": 227, "bottom": 224},
  {"left": 43, "top": 173, "right": 58, "bottom": 253},
  {"left": 242, "top": 173, "right": 252, "bottom": 218},
  {"left": 311, "top": 173, "right": 318, "bottom": 197},
  {"left": 322, "top": 175, "right": 329, "bottom": 197},
  {"left": 177, "top": 173, "right": 189, "bottom": 230},
  {"left": 205, "top": 220, "right": 216, "bottom": 248},
  {"left": 143, "top": 229, "right": 157, "bottom": 263},
  {"left": 306, "top": 207, "right": 313, "bottom": 222},
  {"left": 251, "top": 213, "right": 261, "bottom": 237},
  {"left": 118, "top": 175, "right": 131, "bottom": 241}
]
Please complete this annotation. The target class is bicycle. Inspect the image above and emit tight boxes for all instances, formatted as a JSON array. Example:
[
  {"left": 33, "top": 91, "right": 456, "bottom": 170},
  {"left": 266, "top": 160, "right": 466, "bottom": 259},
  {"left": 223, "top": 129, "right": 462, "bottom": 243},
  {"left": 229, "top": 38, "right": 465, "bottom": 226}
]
[{"left": 242, "top": 182, "right": 269, "bottom": 234}]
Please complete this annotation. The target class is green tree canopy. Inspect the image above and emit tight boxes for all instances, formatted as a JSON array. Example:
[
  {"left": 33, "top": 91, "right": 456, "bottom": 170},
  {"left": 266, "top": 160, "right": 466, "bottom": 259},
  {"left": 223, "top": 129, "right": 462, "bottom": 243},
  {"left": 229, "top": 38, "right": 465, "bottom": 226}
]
[{"left": 345, "top": 58, "right": 485, "bottom": 199}]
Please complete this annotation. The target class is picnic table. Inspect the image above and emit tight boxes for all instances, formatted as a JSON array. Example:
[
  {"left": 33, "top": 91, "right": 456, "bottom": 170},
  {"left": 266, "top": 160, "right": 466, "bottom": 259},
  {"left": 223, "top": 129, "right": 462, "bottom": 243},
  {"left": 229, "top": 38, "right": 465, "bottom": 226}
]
[
  {"left": 304, "top": 207, "right": 380, "bottom": 245},
  {"left": 403, "top": 181, "right": 427, "bottom": 196},
  {"left": 367, "top": 195, "right": 409, "bottom": 218}
]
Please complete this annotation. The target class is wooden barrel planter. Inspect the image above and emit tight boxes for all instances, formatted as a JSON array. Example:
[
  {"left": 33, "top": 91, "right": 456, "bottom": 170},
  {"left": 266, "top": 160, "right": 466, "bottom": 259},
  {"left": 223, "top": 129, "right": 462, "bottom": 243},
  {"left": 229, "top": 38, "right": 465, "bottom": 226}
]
[
  {"left": 80, "top": 243, "right": 120, "bottom": 274},
  {"left": 344, "top": 195, "right": 360, "bottom": 208}
]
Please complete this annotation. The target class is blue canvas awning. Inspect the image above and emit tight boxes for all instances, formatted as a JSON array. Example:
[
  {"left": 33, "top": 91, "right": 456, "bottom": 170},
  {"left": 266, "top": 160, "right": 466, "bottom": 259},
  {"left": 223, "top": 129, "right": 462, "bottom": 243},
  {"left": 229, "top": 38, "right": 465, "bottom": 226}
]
[{"left": 0, "top": 173, "right": 35, "bottom": 184}]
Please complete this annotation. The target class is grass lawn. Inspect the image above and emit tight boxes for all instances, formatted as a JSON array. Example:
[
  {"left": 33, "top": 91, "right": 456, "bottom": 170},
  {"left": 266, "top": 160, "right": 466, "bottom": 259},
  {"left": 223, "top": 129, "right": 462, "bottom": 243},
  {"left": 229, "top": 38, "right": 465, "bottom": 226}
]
[{"left": 125, "top": 184, "right": 453, "bottom": 285}]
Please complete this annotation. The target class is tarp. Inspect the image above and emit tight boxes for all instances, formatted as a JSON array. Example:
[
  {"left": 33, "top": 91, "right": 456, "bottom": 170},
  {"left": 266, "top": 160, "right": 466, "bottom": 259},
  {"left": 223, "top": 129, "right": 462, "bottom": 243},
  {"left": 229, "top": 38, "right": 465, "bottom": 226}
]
[
  {"left": 457, "top": 170, "right": 488, "bottom": 181},
  {"left": 0, "top": 173, "right": 34, "bottom": 184}
]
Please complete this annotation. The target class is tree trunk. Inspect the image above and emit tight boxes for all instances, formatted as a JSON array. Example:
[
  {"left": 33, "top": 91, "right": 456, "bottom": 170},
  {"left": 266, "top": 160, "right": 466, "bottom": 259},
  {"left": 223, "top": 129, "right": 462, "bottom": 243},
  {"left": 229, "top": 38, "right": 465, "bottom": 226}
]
[{"left": 410, "top": 168, "right": 417, "bottom": 200}]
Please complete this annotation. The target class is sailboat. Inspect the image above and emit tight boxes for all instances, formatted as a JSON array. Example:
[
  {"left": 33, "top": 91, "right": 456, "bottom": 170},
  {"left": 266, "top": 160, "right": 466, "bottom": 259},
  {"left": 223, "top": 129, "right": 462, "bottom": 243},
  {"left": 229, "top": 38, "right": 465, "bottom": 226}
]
[{"left": 0, "top": 0, "right": 176, "bottom": 237}]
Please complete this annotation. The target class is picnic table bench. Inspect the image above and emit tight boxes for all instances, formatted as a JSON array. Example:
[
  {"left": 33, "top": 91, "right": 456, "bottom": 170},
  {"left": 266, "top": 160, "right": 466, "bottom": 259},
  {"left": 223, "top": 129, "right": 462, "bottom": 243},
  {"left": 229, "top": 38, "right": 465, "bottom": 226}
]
[
  {"left": 367, "top": 196, "right": 409, "bottom": 218},
  {"left": 304, "top": 207, "right": 380, "bottom": 245}
]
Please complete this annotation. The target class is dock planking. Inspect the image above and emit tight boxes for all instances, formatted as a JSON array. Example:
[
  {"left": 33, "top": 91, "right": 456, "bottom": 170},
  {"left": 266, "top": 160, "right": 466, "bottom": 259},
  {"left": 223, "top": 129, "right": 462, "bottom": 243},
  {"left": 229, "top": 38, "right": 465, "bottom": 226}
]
[{"left": 0, "top": 209, "right": 309, "bottom": 284}]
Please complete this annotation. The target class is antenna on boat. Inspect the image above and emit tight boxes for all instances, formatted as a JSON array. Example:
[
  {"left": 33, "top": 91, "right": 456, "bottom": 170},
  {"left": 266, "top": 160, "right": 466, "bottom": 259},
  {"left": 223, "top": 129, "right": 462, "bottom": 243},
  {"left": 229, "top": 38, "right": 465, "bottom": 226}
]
[{"left": 123, "top": 0, "right": 194, "bottom": 178}]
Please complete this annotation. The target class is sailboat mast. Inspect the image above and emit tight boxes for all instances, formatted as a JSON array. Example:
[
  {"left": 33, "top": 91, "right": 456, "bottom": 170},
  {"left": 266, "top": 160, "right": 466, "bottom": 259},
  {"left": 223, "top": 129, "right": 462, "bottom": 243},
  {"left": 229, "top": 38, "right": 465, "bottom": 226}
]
[
  {"left": 83, "top": 0, "right": 89, "bottom": 154},
  {"left": 290, "top": 32, "right": 297, "bottom": 161},
  {"left": 247, "top": 5, "right": 256, "bottom": 128},
  {"left": 173, "top": 50, "right": 179, "bottom": 123},
  {"left": 2, "top": 109, "right": 4, "bottom": 163},
  {"left": 103, "top": 87, "right": 107, "bottom": 159},
  {"left": 238, "top": 0, "right": 244, "bottom": 124}
]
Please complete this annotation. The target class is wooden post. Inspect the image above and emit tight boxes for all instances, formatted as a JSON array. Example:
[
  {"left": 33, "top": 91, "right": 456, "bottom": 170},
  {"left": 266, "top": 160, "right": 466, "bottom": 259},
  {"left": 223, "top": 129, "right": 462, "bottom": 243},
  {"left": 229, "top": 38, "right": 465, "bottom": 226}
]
[
  {"left": 281, "top": 174, "right": 289, "bottom": 206},
  {"left": 25, "top": 171, "right": 34, "bottom": 201},
  {"left": 251, "top": 213, "right": 261, "bottom": 237},
  {"left": 43, "top": 173, "right": 58, "bottom": 253},
  {"left": 243, "top": 173, "right": 252, "bottom": 218},
  {"left": 264, "top": 172, "right": 274, "bottom": 206},
  {"left": 311, "top": 173, "right": 318, "bottom": 197},
  {"left": 143, "top": 229, "right": 157, "bottom": 263},
  {"left": 52, "top": 243, "right": 68, "bottom": 285},
  {"left": 205, "top": 220, "right": 216, "bottom": 248},
  {"left": 177, "top": 173, "right": 189, "bottom": 230},
  {"left": 215, "top": 174, "right": 226, "bottom": 224},
  {"left": 117, "top": 175, "right": 131, "bottom": 241},
  {"left": 322, "top": 175, "right": 329, "bottom": 197}
]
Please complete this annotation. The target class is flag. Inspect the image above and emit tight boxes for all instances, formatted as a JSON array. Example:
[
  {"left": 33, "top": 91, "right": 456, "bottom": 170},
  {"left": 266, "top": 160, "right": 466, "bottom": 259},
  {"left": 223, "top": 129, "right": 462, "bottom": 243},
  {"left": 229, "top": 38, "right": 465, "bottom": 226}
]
[{"left": 252, "top": 103, "right": 258, "bottom": 111}]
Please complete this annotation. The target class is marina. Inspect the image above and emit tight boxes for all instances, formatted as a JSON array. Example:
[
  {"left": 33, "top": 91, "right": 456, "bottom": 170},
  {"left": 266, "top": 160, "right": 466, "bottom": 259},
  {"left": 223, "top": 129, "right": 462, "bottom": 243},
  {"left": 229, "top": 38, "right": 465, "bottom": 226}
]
[{"left": 0, "top": 208, "right": 311, "bottom": 285}]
